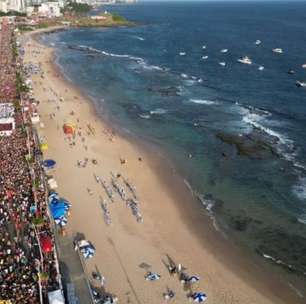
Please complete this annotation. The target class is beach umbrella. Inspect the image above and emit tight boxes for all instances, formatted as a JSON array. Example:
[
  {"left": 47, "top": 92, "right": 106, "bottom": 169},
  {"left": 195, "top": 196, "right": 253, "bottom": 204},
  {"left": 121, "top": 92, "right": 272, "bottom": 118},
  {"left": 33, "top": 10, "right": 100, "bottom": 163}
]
[
  {"left": 191, "top": 293, "right": 207, "bottom": 303},
  {"left": 40, "top": 143, "right": 48, "bottom": 151},
  {"left": 43, "top": 159, "right": 56, "bottom": 168},
  {"left": 40, "top": 235, "right": 53, "bottom": 253},
  {"left": 63, "top": 123, "right": 76, "bottom": 135},
  {"left": 187, "top": 275, "right": 200, "bottom": 283},
  {"left": 145, "top": 272, "right": 161, "bottom": 281}
]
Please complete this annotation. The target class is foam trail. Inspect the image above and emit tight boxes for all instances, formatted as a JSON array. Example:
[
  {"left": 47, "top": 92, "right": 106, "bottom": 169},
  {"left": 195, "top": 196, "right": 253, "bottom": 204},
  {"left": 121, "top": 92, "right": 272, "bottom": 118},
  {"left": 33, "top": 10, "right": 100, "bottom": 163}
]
[{"left": 189, "top": 99, "right": 216, "bottom": 105}]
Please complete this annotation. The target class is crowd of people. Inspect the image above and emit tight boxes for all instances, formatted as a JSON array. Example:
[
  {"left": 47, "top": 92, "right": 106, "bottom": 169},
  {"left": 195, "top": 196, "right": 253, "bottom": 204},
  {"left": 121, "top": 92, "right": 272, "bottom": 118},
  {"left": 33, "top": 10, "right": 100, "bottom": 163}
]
[{"left": 0, "top": 18, "right": 60, "bottom": 303}]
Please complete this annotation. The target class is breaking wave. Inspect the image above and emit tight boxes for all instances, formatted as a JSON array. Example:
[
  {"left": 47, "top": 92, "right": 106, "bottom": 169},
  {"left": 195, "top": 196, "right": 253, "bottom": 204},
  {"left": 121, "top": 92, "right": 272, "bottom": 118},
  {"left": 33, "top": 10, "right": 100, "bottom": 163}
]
[{"left": 189, "top": 98, "right": 217, "bottom": 105}]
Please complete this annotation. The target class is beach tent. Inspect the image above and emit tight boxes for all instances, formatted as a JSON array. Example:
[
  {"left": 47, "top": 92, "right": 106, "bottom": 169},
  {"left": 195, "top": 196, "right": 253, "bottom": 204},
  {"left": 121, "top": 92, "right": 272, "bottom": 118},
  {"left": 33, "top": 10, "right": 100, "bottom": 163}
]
[
  {"left": 40, "top": 235, "right": 53, "bottom": 253},
  {"left": 48, "top": 290, "right": 65, "bottom": 304},
  {"left": 77, "top": 240, "right": 95, "bottom": 259},
  {"left": 63, "top": 123, "right": 76, "bottom": 135},
  {"left": 40, "top": 143, "right": 48, "bottom": 151},
  {"left": 43, "top": 159, "right": 56, "bottom": 169},
  {"left": 191, "top": 292, "right": 207, "bottom": 303}
]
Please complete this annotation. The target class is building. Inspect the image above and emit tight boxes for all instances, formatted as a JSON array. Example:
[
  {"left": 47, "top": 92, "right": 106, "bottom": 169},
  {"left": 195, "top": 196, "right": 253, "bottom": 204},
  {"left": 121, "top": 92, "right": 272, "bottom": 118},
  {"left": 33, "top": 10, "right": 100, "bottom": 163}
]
[
  {"left": 0, "top": 0, "right": 8, "bottom": 13},
  {"left": 37, "top": 2, "right": 62, "bottom": 17}
]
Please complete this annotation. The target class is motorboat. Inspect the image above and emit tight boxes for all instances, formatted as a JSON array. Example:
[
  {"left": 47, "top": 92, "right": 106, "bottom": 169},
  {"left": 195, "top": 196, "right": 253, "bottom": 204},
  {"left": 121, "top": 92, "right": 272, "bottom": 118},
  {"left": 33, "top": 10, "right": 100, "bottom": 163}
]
[
  {"left": 220, "top": 49, "right": 228, "bottom": 53},
  {"left": 255, "top": 40, "right": 261, "bottom": 45},
  {"left": 258, "top": 65, "right": 264, "bottom": 71},
  {"left": 219, "top": 62, "right": 226, "bottom": 67},
  {"left": 202, "top": 45, "right": 206, "bottom": 49},
  {"left": 302, "top": 64, "right": 306, "bottom": 69},
  {"left": 296, "top": 81, "right": 306, "bottom": 87},
  {"left": 288, "top": 69, "right": 295, "bottom": 75},
  {"left": 202, "top": 55, "right": 208, "bottom": 60},
  {"left": 272, "top": 48, "right": 283, "bottom": 54},
  {"left": 237, "top": 56, "right": 252, "bottom": 65},
  {"left": 179, "top": 52, "right": 186, "bottom": 56}
]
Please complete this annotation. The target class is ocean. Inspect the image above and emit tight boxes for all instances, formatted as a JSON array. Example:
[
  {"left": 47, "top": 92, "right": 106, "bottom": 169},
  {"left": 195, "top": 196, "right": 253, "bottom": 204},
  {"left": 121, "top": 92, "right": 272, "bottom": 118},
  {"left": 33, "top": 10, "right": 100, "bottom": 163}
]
[{"left": 41, "top": 0, "right": 306, "bottom": 288}]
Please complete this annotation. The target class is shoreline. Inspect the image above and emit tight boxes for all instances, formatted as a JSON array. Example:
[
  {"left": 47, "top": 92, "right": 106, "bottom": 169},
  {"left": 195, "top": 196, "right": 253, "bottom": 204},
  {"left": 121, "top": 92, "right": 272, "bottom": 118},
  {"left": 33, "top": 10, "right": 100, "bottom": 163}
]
[{"left": 23, "top": 28, "right": 304, "bottom": 304}]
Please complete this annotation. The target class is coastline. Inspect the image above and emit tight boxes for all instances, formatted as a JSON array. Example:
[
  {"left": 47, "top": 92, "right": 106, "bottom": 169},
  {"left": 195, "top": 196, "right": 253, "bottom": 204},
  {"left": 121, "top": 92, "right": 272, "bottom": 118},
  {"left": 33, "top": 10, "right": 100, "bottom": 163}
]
[{"left": 22, "top": 28, "right": 304, "bottom": 304}]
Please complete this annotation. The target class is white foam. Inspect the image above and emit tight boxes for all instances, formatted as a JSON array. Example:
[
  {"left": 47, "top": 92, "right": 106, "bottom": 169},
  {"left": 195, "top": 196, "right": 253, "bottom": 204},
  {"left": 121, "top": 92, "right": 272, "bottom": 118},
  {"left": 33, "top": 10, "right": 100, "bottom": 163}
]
[
  {"left": 139, "top": 114, "right": 151, "bottom": 119},
  {"left": 189, "top": 99, "right": 216, "bottom": 105},
  {"left": 293, "top": 177, "right": 306, "bottom": 201},
  {"left": 132, "top": 35, "right": 145, "bottom": 41},
  {"left": 149, "top": 108, "right": 168, "bottom": 115}
]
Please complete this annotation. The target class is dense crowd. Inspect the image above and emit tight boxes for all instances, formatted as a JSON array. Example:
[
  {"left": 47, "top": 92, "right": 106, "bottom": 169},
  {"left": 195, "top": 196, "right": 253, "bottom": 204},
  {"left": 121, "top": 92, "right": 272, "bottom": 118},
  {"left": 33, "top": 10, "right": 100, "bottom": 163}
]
[{"left": 0, "top": 17, "right": 60, "bottom": 303}]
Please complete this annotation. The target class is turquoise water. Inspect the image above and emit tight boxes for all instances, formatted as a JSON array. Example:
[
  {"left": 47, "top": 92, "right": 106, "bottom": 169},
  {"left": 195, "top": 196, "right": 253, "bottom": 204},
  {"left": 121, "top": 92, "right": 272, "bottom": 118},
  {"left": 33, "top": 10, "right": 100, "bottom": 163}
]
[{"left": 41, "top": 1, "right": 306, "bottom": 285}]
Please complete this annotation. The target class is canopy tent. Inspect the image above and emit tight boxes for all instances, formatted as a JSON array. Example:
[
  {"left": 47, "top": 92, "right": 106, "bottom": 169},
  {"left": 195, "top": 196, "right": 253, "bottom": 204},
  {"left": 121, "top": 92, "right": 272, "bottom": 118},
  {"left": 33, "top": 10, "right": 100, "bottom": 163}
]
[
  {"left": 40, "top": 235, "right": 53, "bottom": 253},
  {"left": 43, "top": 159, "right": 56, "bottom": 169},
  {"left": 63, "top": 123, "right": 76, "bottom": 135},
  {"left": 49, "top": 194, "right": 71, "bottom": 226},
  {"left": 77, "top": 240, "right": 95, "bottom": 259},
  {"left": 48, "top": 290, "right": 65, "bottom": 304}
]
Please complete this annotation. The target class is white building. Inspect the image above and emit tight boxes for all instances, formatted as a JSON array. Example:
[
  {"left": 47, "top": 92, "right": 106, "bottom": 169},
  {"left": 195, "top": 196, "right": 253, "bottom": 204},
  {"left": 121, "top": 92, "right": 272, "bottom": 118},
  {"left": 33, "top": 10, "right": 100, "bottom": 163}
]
[
  {"left": 0, "top": 0, "right": 8, "bottom": 13},
  {"left": 38, "top": 2, "right": 61, "bottom": 17}
]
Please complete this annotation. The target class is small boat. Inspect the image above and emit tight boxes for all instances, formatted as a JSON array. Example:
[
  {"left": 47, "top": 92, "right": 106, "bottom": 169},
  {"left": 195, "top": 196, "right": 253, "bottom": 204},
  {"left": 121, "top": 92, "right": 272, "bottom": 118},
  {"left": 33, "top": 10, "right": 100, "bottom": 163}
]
[
  {"left": 272, "top": 48, "right": 283, "bottom": 54},
  {"left": 255, "top": 40, "right": 261, "bottom": 45},
  {"left": 237, "top": 56, "right": 252, "bottom": 65},
  {"left": 219, "top": 62, "right": 226, "bottom": 67},
  {"left": 220, "top": 49, "right": 228, "bottom": 53},
  {"left": 302, "top": 64, "right": 306, "bottom": 69},
  {"left": 202, "top": 45, "right": 206, "bottom": 49},
  {"left": 258, "top": 65, "right": 264, "bottom": 71},
  {"left": 179, "top": 52, "right": 186, "bottom": 56},
  {"left": 202, "top": 55, "right": 208, "bottom": 60},
  {"left": 288, "top": 69, "right": 295, "bottom": 75},
  {"left": 296, "top": 81, "right": 306, "bottom": 87}
]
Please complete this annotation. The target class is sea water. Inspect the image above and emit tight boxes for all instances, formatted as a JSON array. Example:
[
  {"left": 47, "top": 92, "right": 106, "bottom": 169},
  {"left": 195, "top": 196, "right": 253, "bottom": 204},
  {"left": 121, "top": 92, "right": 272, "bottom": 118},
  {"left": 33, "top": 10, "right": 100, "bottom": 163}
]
[{"left": 41, "top": 0, "right": 306, "bottom": 288}]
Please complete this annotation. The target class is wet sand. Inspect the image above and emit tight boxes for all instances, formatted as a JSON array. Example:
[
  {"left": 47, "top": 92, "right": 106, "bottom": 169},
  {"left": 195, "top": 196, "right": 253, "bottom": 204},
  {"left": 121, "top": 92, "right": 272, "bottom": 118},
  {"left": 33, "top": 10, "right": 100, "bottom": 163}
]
[{"left": 21, "top": 28, "right": 304, "bottom": 304}]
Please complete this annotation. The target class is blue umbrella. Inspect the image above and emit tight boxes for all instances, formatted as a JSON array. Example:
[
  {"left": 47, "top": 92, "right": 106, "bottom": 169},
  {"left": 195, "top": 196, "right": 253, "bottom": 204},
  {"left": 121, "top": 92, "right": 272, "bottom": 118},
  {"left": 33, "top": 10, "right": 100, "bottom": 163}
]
[
  {"left": 192, "top": 293, "right": 207, "bottom": 303},
  {"left": 49, "top": 202, "right": 66, "bottom": 219},
  {"left": 43, "top": 159, "right": 56, "bottom": 168}
]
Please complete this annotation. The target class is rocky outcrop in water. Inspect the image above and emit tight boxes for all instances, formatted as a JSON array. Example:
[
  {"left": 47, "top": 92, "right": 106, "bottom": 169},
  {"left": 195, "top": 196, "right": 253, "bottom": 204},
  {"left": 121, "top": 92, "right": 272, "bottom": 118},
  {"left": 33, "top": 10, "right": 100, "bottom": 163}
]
[
  {"left": 255, "top": 228, "right": 306, "bottom": 277},
  {"left": 216, "top": 129, "right": 279, "bottom": 159},
  {"left": 148, "top": 86, "right": 180, "bottom": 97}
]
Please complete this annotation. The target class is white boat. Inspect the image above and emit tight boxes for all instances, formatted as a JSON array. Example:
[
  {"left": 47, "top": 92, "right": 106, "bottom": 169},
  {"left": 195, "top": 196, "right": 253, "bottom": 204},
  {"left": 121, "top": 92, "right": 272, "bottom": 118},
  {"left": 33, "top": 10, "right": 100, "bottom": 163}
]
[
  {"left": 258, "top": 65, "right": 265, "bottom": 71},
  {"left": 220, "top": 49, "right": 228, "bottom": 53},
  {"left": 296, "top": 81, "right": 306, "bottom": 87},
  {"left": 202, "top": 55, "right": 208, "bottom": 60},
  {"left": 272, "top": 48, "right": 283, "bottom": 54},
  {"left": 237, "top": 56, "right": 252, "bottom": 65},
  {"left": 179, "top": 52, "right": 186, "bottom": 56},
  {"left": 202, "top": 45, "right": 206, "bottom": 49},
  {"left": 219, "top": 62, "right": 226, "bottom": 67},
  {"left": 255, "top": 40, "right": 261, "bottom": 45},
  {"left": 302, "top": 64, "right": 306, "bottom": 69}
]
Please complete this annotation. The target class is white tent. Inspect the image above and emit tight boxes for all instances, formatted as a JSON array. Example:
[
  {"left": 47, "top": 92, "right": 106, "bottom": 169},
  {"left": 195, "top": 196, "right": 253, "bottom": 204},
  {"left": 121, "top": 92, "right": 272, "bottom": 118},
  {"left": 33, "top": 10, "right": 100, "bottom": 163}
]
[{"left": 48, "top": 290, "right": 65, "bottom": 304}]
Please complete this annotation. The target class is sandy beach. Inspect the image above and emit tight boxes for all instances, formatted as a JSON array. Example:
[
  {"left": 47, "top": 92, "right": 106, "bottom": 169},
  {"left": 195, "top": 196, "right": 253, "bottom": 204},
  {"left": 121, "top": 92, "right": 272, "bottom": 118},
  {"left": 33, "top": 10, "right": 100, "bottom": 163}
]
[{"left": 21, "top": 28, "right": 304, "bottom": 304}]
